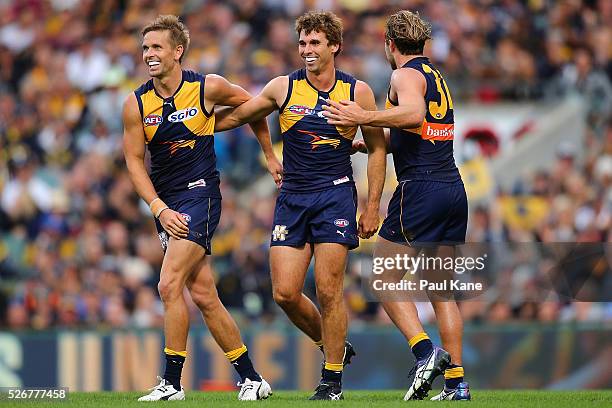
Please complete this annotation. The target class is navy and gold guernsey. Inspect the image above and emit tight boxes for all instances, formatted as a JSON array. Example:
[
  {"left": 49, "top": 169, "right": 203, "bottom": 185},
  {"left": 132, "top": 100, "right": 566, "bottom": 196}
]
[
  {"left": 271, "top": 69, "right": 359, "bottom": 249},
  {"left": 379, "top": 57, "right": 468, "bottom": 245},
  {"left": 279, "top": 68, "right": 358, "bottom": 192},
  {"left": 135, "top": 69, "right": 219, "bottom": 201},
  {"left": 386, "top": 57, "right": 460, "bottom": 183},
  {"left": 134, "top": 70, "right": 221, "bottom": 254}
]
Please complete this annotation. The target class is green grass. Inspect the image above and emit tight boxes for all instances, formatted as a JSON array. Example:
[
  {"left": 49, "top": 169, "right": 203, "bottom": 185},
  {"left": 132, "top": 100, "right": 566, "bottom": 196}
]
[{"left": 1, "top": 390, "right": 610, "bottom": 407}]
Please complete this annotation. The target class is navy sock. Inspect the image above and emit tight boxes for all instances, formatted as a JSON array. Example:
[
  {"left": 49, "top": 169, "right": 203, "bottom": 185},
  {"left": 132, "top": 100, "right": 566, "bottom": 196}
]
[
  {"left": 163, "top": 353, "right": 185, "bottom": 390},
  {"left": 321, "top": 367, "right": 342, "bottom": 384},
  {"left": 411, "top": 338, "right": 433, "bottom": 361},
  {"left": 232, "top": 351, "right": 262, "bottom": 382}
]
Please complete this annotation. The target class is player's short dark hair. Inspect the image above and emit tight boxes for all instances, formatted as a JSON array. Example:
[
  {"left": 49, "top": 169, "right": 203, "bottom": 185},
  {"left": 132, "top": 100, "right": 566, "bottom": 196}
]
[
  {"left": 295, "top": 11, "right": 343, "bottom": 57},
  {"left": 142, "top": 15, "right": 190, "bottom": 63},
  {"left": 385, "top": 10, "right": 432, "bottom": 55}
]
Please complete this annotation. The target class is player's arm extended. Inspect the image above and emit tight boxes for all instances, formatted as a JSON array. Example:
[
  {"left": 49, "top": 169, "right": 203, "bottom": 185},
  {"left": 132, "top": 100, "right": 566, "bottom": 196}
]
[
  {"left": 214, "top": 76, "right": 286, "bottom": 132},
  {"left": 355, "top": 81, "right": 386, "bottom": 239},
  {"left": 209, "top": 75, "right": 286, "bottom": 187},
  {"left": 122, "top": 94, "right": 188, "bottom": 238},
  {"left": 351, "top": 127, "right": 391, "bottom": 155},
  {"left": 323, "top": 69, "right": 426, "bottom": 129},
  {"left": 205, "top": 75, "right": 272, "bottom": 156}
]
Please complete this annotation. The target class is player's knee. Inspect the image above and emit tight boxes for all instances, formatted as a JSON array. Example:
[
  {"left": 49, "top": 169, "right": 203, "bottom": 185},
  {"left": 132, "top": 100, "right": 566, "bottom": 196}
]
[
  {"left": 157, "top": 276, "right": 183, "bottom": 303},
  {"left": 272, "top": 287, "right": 301, "bottom": 309}
]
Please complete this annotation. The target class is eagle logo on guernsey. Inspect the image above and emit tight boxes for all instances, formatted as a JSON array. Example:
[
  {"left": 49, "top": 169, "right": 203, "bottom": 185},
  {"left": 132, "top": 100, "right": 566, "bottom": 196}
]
[
  {"left": 297, "top": 130, "right": 340, "bottom": 149},
  {"left": 160, "top": 139, "right": 196, "bottom": 156},
  {"left": 143, "top": 114, "right": 162, "bottom": 127}
]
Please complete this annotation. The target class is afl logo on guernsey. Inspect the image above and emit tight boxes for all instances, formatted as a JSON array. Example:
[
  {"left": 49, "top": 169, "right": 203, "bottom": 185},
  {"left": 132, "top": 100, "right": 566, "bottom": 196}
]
[
  {"left": 288, "top": 105, "right": 315, "bottom": 116},
  {"left": 144, "top": 114, "right": 162, "bottom": 127},
  {"left": 288, "top": 104, "right": 326, "bottom": 119},
  {"left": 169, "top": 107, "right": 199, "bottom": 123}
]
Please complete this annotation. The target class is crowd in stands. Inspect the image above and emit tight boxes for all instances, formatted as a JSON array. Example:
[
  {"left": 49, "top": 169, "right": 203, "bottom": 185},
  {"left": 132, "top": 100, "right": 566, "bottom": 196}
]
[{"left": 0, "top": 0, "right": 610, "bottom": 329}]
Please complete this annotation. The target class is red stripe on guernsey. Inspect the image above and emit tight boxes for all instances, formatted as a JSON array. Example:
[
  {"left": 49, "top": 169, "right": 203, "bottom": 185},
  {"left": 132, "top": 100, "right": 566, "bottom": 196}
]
[{"left": 422, "top": 121, "right": 454, "bottom": 141}]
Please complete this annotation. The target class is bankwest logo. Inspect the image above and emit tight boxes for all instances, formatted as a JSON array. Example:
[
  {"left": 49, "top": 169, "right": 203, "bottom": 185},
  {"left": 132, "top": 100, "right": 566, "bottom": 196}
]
[{"left": 422, "top": 121, "right": 454, "bottom": 143}]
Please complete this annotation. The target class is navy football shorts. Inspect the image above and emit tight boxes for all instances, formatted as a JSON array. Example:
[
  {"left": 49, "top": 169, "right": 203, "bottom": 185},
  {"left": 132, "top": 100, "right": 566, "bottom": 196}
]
[
  {"left": 154, "top": 196, "right": 221, "bottom": 254},
  {"left": 270, "top": 185, "right": 359, "bottom": 249},
  {"left": 378, "top": 180, "right": 468, "bottom": 245}
]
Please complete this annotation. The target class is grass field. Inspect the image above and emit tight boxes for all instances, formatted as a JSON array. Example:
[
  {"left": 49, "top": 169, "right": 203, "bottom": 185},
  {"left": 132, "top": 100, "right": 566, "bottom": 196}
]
[{"left": 1, "top": 390, "right": 610, "bottom": 407}]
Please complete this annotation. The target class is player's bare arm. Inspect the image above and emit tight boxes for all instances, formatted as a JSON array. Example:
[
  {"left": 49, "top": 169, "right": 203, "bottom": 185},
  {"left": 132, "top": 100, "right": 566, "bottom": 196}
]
[
  {"left": 214, "top": 76, "right": 289, "bottom": 186},
  {"left": 323, "top": 68, "right": 426, "bottom": 129},
  {"left": 122, "top": 93, "right": 189, "bottom": 239},
  {"left": 214, "top": 76, "right": 288, "bottom": 131},
  {"left": 207, "top": 74, "right": 284, "bottom": 186},
  {"left": 350, "top": 128, "right": 391, "bottom": 155},
  {"left": 205, "top": 74, "right": 273, "bottom": 148},
  {"left": 354, "top": 81, "right": 386, "bottom": 239},
  {"left": 205, "top": 74, "right": 274, "bottom": 149}
]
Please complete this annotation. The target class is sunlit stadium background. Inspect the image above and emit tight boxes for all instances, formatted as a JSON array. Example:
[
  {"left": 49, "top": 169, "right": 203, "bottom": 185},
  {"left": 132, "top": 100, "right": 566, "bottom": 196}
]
[{"left": 0, "top": 0, "right": 610, "bottom": 392}]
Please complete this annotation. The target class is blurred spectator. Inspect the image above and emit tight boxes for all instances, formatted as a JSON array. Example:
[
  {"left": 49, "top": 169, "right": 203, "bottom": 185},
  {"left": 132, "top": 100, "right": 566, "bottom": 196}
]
[{"left": 554, "top": 47, "right": 612, "bottom": 134}]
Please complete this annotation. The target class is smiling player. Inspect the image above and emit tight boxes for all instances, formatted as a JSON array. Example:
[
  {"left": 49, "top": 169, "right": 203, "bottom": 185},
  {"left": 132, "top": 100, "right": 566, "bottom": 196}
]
[
  {"left": 215, "top": 11, "right": 387, "bottom": 400},
  {"left": 123, "top": 15, "right": 279, "bottom": 401}
]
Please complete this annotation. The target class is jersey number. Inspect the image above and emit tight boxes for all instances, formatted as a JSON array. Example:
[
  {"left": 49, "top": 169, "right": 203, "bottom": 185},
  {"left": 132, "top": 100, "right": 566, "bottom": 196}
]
[{"left": 421, "top": 64, "right": 454, "bottom": 119}]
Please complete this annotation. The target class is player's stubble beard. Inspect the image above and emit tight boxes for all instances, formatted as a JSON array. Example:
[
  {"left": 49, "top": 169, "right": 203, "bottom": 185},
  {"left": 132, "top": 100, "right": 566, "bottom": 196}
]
[
  {"left": 149, "top": 47, "right": 182, "bottom": 80},
  {"left": 302, "top": 52, "right": 320, "bottom": 74},
  {"left": 306, "top": 51, "right": 335, "bottom": 76},
  {"left": 150, "top": 59, "right": 174, "bottom": 79},
  {"left": 385, "top": 42, "right": 397, "bottom": 70}
]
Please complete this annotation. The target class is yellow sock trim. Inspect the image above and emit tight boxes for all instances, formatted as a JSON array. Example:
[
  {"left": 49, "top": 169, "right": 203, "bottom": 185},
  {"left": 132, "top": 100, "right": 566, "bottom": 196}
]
[
  {"left": 408, "top": 332, "right": 430, "bottom": 349},
  {"left": 324, "top": 362, "right": 343, "bottom": 372},
  {"left": 314, "top": 340, "right": 323, "bottom": 347},
  {"left": 444, "top": 367, "right": 464, "bottom": 379},
  {"left": 224, "top": 345, "right": 247, "bottom": 362},
  {"left": 164, "top": 347, "right": 187, "bottom": 357}
]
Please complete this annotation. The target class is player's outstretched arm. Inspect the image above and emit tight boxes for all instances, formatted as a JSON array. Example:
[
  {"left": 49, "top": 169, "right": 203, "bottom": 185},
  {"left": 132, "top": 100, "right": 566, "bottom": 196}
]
[
  {"left": 323, "top": 69, "right": 426, "bottom": 129},
  {"left": 351, "top": 127, "right": 391, "bottom": 155},
  {"left": 212, "top": 76, "right": 288, "bottom": 187},
  {"left": 122, "top": 94, "right": 188, "bottom": 239},
  {"left": 205, "top": 74, "right": 273, "bottom": 144},
  {"left": 213, "top": 76, "right": 286, "bottom": 132},
  {"left": 354, "top": 81, "right": 386, "bottom": 239}
]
